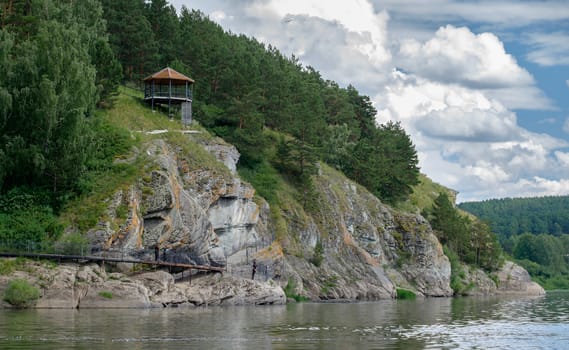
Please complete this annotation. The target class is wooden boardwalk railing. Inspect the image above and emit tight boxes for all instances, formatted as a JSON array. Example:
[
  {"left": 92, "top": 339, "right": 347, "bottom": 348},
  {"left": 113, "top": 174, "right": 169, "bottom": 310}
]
[{"left": 0, "top": 252, "right": 225, "bottom": 273}]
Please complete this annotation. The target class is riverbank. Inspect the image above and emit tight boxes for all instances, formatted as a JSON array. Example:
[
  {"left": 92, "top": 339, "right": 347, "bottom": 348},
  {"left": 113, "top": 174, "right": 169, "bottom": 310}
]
[
  {"left": 0, "top": 258, "right": 543, "bottom": 309},
  {"left": 0, "top": 259, "right": 285, "bottom": 309}
]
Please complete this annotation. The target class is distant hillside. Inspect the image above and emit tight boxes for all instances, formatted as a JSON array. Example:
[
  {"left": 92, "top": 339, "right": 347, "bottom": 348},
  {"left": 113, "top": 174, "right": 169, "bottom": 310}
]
[{"left": 458, "top": 196, "right": 569, "bottom": 238}]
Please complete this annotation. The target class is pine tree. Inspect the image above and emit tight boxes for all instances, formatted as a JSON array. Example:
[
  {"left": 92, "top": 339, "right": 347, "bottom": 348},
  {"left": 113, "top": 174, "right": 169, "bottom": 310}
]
[{"left": 101, "top": 0, "right": 159, "bottom": 81}]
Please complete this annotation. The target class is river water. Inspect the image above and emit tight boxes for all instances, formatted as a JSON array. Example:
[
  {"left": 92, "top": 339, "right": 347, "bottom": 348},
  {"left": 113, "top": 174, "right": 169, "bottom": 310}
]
[{"left": 1, "top": 291, "right": 568, "bottom": 350}]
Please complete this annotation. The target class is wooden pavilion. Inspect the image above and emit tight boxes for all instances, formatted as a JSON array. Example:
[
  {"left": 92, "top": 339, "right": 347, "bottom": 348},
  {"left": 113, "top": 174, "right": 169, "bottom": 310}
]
[{"left": 143, "top": 67, "right": 194, "bottom": 122}]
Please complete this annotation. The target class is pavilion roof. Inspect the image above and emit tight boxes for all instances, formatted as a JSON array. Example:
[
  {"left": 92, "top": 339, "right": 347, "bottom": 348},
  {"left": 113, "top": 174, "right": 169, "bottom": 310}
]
[{"left": 143, "top": 67, "right": 195, "bottom": 83}]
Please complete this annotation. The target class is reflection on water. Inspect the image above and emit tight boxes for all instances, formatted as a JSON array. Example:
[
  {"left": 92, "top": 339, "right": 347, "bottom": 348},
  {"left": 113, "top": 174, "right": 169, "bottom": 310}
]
[{"left": 0, "top": 292, "right": 568, "bottom": 349}]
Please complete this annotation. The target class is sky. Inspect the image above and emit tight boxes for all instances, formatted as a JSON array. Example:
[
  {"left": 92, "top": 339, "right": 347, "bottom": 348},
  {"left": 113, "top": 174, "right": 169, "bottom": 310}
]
[{"left": 171, "top": 0, "right": 569, "bottom": 203}]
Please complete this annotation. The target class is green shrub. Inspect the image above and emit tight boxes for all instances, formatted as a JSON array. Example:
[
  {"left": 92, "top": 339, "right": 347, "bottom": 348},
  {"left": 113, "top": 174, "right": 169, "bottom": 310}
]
[
  {"left": 0, "top": 194, "right": 63, "bottom": 245},
  {"left": 489, "top": 273, "right": 499, "bottom": 287},
  {"left": 3, "top": 279, "right": 40, "bottom": 308},
  {"left": 396, "top": 288, "right": 416, "bottom": 300},
  {"left": 283, "top": 279, "right": 309, "bottom": 302},
  {"left": 310, "top": 240, "right": 324, "bottom": 267},
  {"left": 115, "top": 203, "right": 129, "bottom": 220},
  {"left": 238, "top": 161, "right": 281, "bottom": 205},
  {"left": 0, "top": 258, "right": 27, "bottom": 275},
  {"left": 444, "top": 245, "right": 468, "bottom": 295},
  {"left": 98, "top": 291, "right": 113, "bottom": 299}
]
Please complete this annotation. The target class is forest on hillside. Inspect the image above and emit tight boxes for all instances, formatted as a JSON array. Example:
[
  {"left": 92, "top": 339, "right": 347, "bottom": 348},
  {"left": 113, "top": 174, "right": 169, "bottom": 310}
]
[
  {"left": 459, "top": 196, "right": 569, "bottom": 238},
  {"left": 0, "top": 0, "right": 503, "bottom": 277},
  {"left": 459, "top": 197, "right": 569, "bottom": 289}
]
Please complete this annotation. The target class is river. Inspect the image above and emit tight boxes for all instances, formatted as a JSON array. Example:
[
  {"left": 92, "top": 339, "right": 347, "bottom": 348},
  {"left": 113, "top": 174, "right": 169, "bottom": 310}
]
[{"left": 1, "top": 291, "right": 568, "bottom": 350}]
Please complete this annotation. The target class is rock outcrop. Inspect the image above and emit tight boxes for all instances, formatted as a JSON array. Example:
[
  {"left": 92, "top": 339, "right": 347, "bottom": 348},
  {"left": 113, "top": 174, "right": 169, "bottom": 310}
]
[
  {"left": 0, "top": 260, "right": 285, "bottom": 308},
  {"left": 269, "top": 165, "right": 453, "bottom": 300},
  {"left": 85, "top": 137, "right": 264, "bottom": 268},
  {"left": 495, "top": 261, "right": 545, "bottom": 295},
  {"left": 450, "top": 261, "right": 545, "bottom": 297}
]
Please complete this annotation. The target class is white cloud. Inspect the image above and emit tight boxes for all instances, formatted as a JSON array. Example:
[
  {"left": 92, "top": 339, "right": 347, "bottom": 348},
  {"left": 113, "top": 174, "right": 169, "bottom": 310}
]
[
  {"left": 555, "top": 151, "right": 569, "bottom": 167},
  {"left": 398, "top": 25, "right": 534, "bottom": 89},
  {"left": 376, "top": 70, "right": 568, "bottom": 202},
  {"left": 526, "top": 32, "right": 569, "bottom": 66},
  {"left": 482, "top": 85, "right": 555, "bottom": 110},
  {"left": 210, "top": 10, "right": 228, "bottom": 21},
  {"left": 377, "top": 71, "right": 522, "bottom": 142},
  {"left": 461, "top": 177, "right": 569, "bottom": 202},
  {"left": 248, "top": 0, "right": 391, "bottom": 66},
  {"left": 395, "top": 25, "right": 555, "bottom": 110}
]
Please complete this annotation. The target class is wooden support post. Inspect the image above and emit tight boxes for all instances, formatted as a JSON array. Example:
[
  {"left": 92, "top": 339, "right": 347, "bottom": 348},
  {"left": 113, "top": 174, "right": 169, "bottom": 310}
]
[
  {"left": 168, "top": 79, "right": 172, "bottom": 117},
  {"left": 151, "top": 81, "right": 155, "bottom": 111}
]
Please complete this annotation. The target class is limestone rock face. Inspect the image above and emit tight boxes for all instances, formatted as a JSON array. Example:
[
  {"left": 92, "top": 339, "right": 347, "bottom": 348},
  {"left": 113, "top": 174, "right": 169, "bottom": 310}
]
[
  {"left": 182, "top": 274, "right": 286, "bottom": 306},
  {"left": 273, "top": 165, "right": 453, "bottom": 300},
  {"left": 84, "top": 137, "right": 263, "bottom": 268},
  {"left": 455, "top": 261, "right": 545, "bottom": 296},
  {"left": 461, "top": 267, "right": 498, "bottom": 296},
  {"left": 496, "top": 261, "right": 545, "bottom": 296},
  {"left": 202, "top": 139, "right": 240, "bottom": 174}
]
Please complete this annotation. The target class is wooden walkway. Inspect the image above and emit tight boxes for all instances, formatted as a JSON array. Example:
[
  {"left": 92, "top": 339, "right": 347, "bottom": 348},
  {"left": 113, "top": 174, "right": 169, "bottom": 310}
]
[{"left": 0, "top": 252, "right": 225, "bottom": 273}]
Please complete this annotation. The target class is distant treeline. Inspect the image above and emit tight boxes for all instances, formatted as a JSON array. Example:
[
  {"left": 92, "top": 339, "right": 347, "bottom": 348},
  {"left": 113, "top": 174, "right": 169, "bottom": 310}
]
[
  {"left": 459, "top": 196, "right": 569, "bottom": 289},
  {"left": 458, "top": 196, "right": 569, "bottom": 238}
]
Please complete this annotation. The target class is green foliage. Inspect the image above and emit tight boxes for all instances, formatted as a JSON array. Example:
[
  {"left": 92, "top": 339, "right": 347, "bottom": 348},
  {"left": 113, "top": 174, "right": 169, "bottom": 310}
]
[
  {"left": 0, "top": 187, "right": 64, "bottom": 245},
  {"left": 0, "top": 0, "right": 122, "bottom": 229},
  {"left": 2, "top": 24, "right": 93, "bottom": 192},
  {"left": 115, "top": 203, "right": 129, "bottom": 220},
  {"left": 396, "top": 288, "right": 416, "bottom": 300},
  {"left": 0, "top": 258, "right": 27, "bottom": 275},
  {"left": 458, "top": 196, "right": 569, "bottom": 239},
  {"left": 98, "top": 291, "right": 113, "bottom": 299},
  {"left": 511, "top": 233, "right": 569, "bottom": 289},
  {"left": 283, "top": 279, "right": 309, "bottom": 302},
  {"left": 61, "top": 161, "right": 141, "bottom": 232},
  {"left": 428, "top": 193, "right": 502, "bottom": 271},
  {"left": 399, "top": 174, "right": 456, "bottom": 213},
  {"left": 460, "top": 196, "right": 569, "bottom": 289},
  {"left": 3, "top": 279, "right": 40, "bottom": 308},
  {"left": 238, "top": 161, "right": 281, "bottom": 205},
  {"left": 1, "top": 0, "right": 424, "bottom": 260},
  {"left": 320, "top": 276, "right": 338, "bottom": 295},
  {"left": 310, "top": 240, "right": 324, "bottom": 267},
  {"left": 444, "top": 246, "right": 467, "bottom": 295},
  {"left": 460, "top": 197, "right": 569, "bottom": 289},
  {"left": 101, "top": 0, "right": 159, "bottom": 81}
]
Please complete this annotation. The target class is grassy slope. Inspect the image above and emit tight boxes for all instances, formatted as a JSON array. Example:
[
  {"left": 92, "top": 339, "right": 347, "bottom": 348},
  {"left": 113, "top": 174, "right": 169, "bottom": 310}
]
[
  {"left": 60, "top": 87, "right": 228, "bottom": 233},
  {"left": 397, "top": 173, "right": 457, "bottom": 213}
]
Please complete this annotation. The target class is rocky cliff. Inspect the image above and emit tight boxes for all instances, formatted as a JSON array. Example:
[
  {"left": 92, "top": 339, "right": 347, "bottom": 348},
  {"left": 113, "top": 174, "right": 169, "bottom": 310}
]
[{"left": 0, "top": 133, "right": 544, "bottom": 308}]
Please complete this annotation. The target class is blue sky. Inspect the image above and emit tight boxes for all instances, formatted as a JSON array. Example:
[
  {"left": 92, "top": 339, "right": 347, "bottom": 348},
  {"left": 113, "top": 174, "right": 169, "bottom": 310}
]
[{"left": 172, "top": 0, "right": 569, "bottom": 202}]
